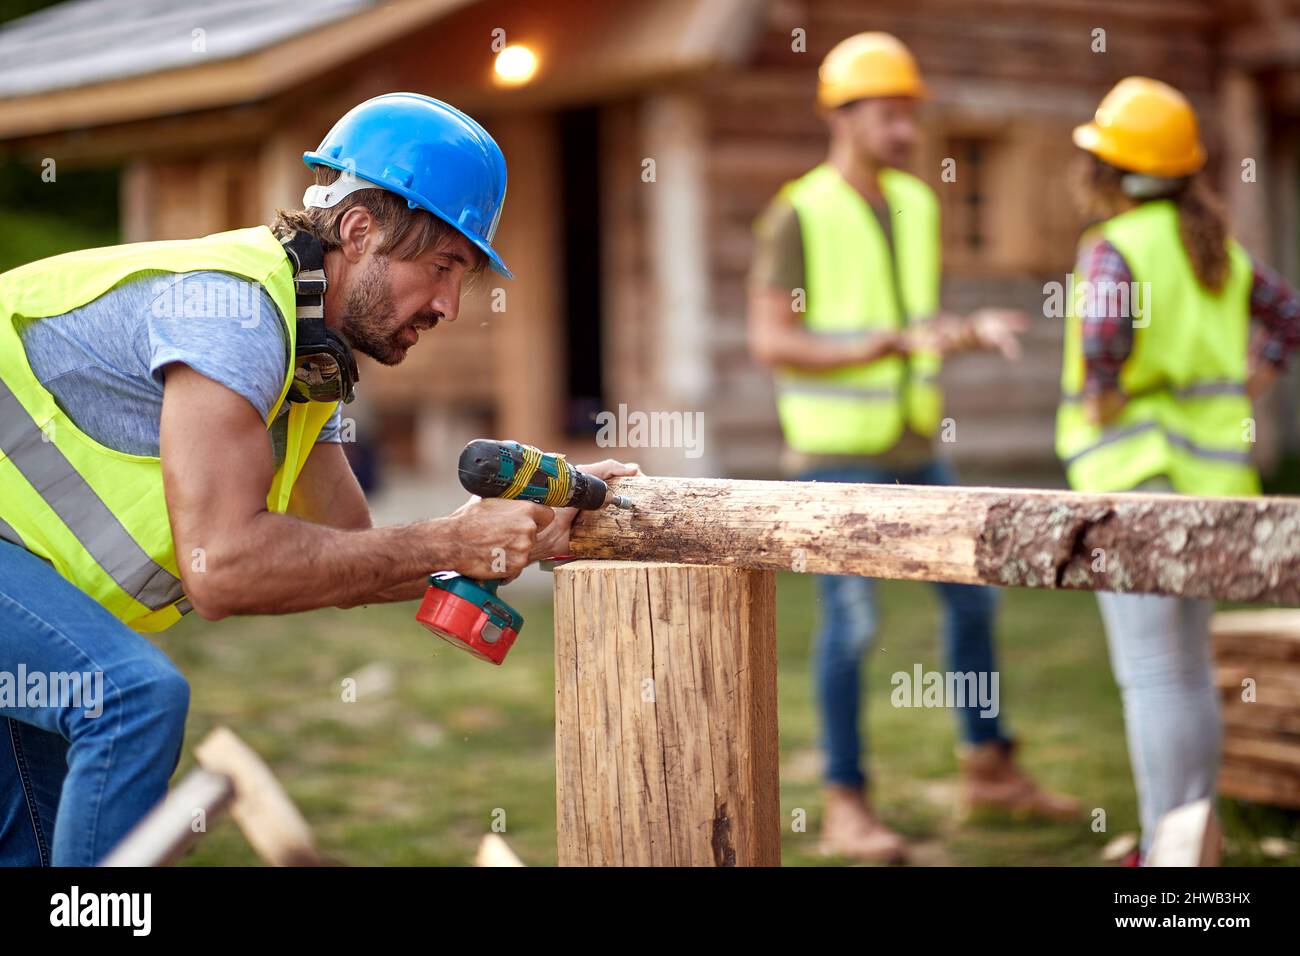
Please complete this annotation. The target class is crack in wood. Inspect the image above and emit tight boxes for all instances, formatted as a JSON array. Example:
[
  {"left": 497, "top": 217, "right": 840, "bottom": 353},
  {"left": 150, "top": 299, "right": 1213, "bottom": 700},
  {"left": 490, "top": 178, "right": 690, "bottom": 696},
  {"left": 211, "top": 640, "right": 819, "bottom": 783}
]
[
  {"left": 711, "top": 801, "right": 736, "bottom": 867},
  {"left": 976, "top": 496, "right": 1300, "bottom": 603}
]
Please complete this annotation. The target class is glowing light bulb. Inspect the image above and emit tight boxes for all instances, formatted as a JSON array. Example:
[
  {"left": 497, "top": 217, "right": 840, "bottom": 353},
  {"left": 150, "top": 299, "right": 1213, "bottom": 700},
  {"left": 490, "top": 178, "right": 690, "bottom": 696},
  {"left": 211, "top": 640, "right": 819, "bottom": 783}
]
[{"left": 494, "top": 44, "right": 538, "bottom": 87}]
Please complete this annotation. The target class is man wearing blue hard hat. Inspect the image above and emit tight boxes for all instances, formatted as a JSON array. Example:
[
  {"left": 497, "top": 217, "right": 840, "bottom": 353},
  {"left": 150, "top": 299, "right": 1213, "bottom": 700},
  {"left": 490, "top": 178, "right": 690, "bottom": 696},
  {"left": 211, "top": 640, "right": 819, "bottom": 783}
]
[{"left": 0, "top": 93, "right": 636, "bottom": 865}]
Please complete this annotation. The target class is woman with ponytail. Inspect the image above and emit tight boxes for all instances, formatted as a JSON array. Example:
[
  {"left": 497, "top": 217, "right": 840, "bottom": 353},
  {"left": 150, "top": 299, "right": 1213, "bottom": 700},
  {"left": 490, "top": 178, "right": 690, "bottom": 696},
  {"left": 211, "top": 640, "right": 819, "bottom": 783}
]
[{"left": 1060, "top": 77, "right": 1300, "bottom": 863}]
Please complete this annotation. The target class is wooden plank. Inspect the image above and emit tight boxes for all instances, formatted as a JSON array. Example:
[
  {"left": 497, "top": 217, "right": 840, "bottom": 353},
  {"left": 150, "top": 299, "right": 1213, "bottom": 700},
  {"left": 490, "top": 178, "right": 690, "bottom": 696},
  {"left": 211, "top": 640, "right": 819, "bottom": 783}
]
[
  {"left": 103, "top": 726, "right": 325, "bottom": 866},
  {"left": 476, "top": 834, "right": 525, "bottom": 867},
  {"left": 193, "top": 727, "right": 324, "bottom": 866},
  {"left": 554, "top": 561, "right": 779, "bottom": 866},
  {"left": 1222, "top": 734, "right": 1300, "bottom": 770},
  {"left": 1216, "top": 659, "right": 1300, "bottom": 689},
  {"left": 1213, "top": 609, "right": 1300, "bottom": 652},
  {"left": 1219, "top": 760, "right": 1300, "bottom": 809},
  {"left": 1215, "top": 636, "right": 1300, "bottom": 663},
  {"left": 570, "top": 476, "right": 1300, "bottom": 604},
  {"left": 100, "top": 768, "right": 234, "bottom": 867},
  {"left": 1217, "top": 665, "right": 1300, "bottom": 707},
  {"left": 1219, "top": 700, "right": 1300, "bottom": 736}
]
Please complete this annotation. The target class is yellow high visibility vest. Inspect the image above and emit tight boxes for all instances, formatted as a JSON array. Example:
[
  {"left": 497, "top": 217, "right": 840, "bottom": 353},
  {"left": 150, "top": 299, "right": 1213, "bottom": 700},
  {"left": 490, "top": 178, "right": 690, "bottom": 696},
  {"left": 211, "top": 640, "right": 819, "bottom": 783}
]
[
  {"left": 0, "top": 226, "right": 339, "bottom": 632},
  {"left": 1056, "top": 200, "right": 1258, "bottom": 496},
  {"left": 772, "top": 164, "right": 943, "bottom": 455}
]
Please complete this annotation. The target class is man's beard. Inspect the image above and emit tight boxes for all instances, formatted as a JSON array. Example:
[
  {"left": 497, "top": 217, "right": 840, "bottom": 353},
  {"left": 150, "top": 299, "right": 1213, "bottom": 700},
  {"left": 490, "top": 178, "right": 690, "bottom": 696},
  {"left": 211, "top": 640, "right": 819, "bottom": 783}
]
[{"left": 339, "top": 255, "right": 406, "bottom": 366}]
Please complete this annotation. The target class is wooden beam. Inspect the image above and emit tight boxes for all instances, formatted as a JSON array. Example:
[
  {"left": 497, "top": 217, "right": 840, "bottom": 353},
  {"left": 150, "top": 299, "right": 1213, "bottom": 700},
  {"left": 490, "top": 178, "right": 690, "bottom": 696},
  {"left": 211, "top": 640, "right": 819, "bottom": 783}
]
[
  {"left": 554, "top": 561, "right": 779, "bottom": 866},
  {"left": 101, "top": 726, "right": 325, "bottom": 866},
  {"left": 99, "top": 767, "right": 234, "bottom": 867},
  {"left": 568, "top": 476, "right": 1300, "bottom": 604},
  {"left": 193, "top": 727, "right": 324, "bottom": 866},
  {"left": 475, "top": 834, "right": 526, "bottom": 867},
  {"left": 640, "top": 93, "right": 716, "bottom": 475},
  {"left": 488, "top": 112, "right": 564, "bottom": 452},
  {"left": 1220, "top": 68, "right": 1270, "bottom": 260},
  {"left": 119, "top": 160, "right": 154, "bottom": 244},
  {"left": 0, "top": 0, "right": 472, "bottom": 140}
]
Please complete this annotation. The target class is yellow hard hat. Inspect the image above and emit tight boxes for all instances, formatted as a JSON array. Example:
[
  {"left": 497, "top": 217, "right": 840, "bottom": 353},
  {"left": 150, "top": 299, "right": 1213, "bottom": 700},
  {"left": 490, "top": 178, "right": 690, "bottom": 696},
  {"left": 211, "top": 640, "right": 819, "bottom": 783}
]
[
  {"left": 817, "top": 32, "right": 926, "bottom": 109},
  {"left": 1072, "top": 77, "right": 1205, "bottom": 177}
]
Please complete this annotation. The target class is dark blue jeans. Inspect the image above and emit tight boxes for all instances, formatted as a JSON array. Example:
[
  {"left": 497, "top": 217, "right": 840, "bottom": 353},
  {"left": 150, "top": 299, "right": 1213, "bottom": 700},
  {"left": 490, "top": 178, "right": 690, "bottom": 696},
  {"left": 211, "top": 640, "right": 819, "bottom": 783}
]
[
  {"left": 0, "top": 541, "right": 189, "bottom": 865},
  {"left": 799, "top": 458, "right": 1007, "bottom": 787}
]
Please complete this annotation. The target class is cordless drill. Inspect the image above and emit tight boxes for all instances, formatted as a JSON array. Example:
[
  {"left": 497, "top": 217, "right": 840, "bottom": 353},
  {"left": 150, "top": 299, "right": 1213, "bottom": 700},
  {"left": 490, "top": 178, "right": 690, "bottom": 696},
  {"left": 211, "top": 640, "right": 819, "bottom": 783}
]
[{"left": 416, "top": 439, "right": 632, "bottom": 664}]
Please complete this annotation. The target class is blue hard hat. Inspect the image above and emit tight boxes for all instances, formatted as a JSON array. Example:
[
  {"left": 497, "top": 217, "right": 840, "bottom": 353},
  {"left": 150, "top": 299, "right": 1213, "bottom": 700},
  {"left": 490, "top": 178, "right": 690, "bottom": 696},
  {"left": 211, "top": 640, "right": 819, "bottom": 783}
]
[{"left": 303, "top": 92, "right": 512, "bottom": 278}]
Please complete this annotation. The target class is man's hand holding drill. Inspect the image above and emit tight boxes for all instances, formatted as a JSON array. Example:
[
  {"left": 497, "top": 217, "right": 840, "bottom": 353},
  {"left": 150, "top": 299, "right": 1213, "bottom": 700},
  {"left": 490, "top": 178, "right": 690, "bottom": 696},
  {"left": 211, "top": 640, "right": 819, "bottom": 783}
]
[{"left": 443, "top": 458, "right": 640, "bottom": 581}]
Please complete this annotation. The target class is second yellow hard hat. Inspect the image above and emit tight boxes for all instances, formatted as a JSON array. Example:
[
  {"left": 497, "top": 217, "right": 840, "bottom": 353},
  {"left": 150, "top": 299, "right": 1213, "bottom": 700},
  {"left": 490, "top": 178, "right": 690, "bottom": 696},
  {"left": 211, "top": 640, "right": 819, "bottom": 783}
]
[
  {"left": 817, "top": 32, "right": 926, "bottom": 109},
  {"left": 1073, "top": 77, "right": 1206, "bottom": 177}
]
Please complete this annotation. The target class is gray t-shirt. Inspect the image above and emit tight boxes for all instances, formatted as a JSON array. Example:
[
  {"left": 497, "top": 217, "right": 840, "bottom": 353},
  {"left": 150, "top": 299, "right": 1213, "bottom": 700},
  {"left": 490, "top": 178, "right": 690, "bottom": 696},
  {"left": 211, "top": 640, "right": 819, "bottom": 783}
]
[{"left": 19, "top": 270, "right": 342, "bottom": 463}]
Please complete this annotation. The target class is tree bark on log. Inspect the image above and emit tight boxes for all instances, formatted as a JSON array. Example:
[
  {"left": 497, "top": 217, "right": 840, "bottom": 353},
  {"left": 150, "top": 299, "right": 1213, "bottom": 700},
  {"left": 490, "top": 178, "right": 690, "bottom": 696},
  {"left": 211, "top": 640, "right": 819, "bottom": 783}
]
[{"left": 568, "top": 476, "right": 1300, "bottom": 604}]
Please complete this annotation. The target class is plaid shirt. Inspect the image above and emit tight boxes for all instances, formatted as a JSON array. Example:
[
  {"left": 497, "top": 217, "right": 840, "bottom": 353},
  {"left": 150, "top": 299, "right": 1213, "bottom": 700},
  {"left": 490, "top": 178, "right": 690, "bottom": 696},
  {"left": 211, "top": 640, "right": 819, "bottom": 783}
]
[{"left": 1078, "top": 239, "right": 1300, "bottom": 393}]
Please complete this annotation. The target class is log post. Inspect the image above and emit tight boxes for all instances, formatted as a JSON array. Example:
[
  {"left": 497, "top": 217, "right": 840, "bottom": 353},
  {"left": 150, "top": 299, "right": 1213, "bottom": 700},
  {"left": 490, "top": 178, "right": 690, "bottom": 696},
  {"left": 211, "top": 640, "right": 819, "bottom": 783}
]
[
  {"left": 554, "top": 560, "right": 779, "bottom": 866},
  {"left": 570, "top": 476, "right": 1300, "bottom": 605}
]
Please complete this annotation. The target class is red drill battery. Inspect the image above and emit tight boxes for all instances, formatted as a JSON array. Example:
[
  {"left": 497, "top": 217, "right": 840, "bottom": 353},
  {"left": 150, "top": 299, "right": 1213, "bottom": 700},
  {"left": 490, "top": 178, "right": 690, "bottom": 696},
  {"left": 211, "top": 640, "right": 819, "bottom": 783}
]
[{"left": 416, "top": 572, "right": 523, "bottom": 665}]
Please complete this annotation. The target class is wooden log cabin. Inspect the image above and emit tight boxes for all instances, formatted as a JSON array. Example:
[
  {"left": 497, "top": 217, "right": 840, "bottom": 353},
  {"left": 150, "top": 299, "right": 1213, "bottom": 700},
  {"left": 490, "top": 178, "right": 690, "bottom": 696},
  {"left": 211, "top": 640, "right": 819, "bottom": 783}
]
[{"left": 1, "top": 0, "right": 1297, "bottom": 481}]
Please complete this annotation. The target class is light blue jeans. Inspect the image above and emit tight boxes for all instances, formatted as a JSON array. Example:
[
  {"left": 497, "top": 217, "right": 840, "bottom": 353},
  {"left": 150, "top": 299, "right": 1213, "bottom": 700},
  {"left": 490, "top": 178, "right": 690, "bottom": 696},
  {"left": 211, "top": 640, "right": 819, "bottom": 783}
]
[
  {"left": 0, "top": 541, "right": 189, "bottom": 866},
  {"left": 799, "top": 458, "right": 1007, "bottom": 788},
  {"left": 1096, "top": 590, "right": 1220, "bottom": 852}
]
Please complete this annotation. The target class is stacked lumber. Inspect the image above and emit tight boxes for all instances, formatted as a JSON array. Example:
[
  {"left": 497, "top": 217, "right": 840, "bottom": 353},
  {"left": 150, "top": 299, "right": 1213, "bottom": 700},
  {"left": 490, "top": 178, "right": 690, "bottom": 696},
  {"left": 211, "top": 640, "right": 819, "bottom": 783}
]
[{"left": 1213, "top": 610, "right": 1300, "bottom": 809}]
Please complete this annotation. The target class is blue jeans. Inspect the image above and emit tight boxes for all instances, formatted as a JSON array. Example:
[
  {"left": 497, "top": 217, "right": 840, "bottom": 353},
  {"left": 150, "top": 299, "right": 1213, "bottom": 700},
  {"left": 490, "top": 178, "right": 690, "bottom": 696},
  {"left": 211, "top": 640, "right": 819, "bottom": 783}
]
[
  {"left": 800, "top": 458, "right": 1007, "bottom": 787},
  {"left": 0, "top": 541, "right": 189, "bottom": 865}
]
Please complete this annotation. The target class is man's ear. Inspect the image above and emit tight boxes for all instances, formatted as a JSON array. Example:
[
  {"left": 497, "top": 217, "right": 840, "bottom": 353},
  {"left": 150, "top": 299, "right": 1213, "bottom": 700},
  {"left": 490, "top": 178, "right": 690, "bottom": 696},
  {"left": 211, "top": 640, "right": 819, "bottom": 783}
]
[{"left": 335, "top": 206, "right": 375, "bottom": 263}]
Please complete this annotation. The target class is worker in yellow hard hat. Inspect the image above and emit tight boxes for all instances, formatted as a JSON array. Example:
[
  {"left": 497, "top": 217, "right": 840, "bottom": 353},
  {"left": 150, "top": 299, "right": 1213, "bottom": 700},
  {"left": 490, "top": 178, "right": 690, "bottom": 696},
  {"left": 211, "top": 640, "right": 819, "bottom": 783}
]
[
  {"left": 1062, "top": 76, "right": 1300, "bottom": 862},
  {"left": 747, "top": 32, "right": 1080, "bottom": 864}
]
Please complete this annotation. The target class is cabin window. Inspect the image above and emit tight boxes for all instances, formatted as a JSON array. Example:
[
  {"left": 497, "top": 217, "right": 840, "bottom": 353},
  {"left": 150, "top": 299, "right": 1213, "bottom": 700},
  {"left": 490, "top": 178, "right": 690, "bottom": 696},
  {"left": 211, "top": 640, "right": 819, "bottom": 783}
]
[{"left": 944, "top": 135, "right": 991, "bottom": 258}]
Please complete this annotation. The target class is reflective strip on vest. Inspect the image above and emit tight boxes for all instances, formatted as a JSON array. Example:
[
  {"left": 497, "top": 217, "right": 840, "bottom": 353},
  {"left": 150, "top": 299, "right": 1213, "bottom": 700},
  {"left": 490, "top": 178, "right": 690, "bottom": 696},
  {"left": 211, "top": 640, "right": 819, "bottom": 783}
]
[
  {"left": 0, "top": 380, "right": 183, "bottom": 610},
  {"left": 0, "top": 226, "right": 338, "bottom": 632},
  {"left": 1062, "top": 420, "right": 1252, "bottom": 469},
  {"left": 1166, "top": 431, "right": 1252, "bottom": 464},
  {"left": 1055, "top": 200, "right": 1256, "bottom": 496},
  {"left": 0, "top": 515, "right": 20, "bottom": 547},
  {"left": 1060, "top": 379, "right": 1247, "bottom": 403}
]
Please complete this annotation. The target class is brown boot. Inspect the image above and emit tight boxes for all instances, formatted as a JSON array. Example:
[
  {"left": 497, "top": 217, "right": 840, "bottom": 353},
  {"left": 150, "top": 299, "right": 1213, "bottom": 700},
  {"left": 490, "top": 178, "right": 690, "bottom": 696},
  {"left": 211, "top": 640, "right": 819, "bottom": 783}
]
[
  {"left": 818, "top": 784, "right": 908, "bottom": 863},
  {"left": 957, "top": 738, "right": 1081, "bottom": 821}
]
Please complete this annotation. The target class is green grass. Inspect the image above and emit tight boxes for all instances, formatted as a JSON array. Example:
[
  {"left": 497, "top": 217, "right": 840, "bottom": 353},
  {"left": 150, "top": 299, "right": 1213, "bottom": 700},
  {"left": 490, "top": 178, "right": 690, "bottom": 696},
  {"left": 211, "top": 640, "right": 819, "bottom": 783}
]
[{"left": 159, "top": 575, "right": 1298, "bottom": 866}]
